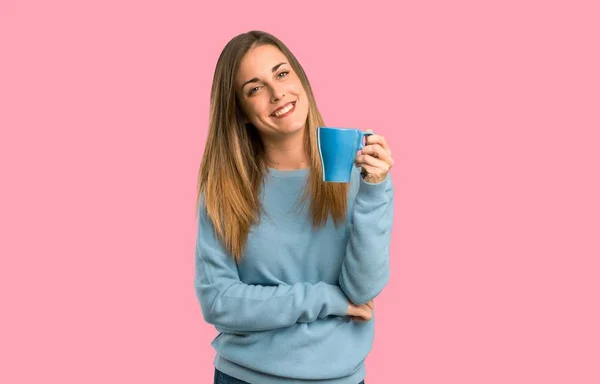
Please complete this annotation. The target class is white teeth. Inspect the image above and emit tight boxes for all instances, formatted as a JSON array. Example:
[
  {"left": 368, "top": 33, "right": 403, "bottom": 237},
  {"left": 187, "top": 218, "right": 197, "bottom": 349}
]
[{"left": 273, "top": 102, "right": 294, "bottom": 117}]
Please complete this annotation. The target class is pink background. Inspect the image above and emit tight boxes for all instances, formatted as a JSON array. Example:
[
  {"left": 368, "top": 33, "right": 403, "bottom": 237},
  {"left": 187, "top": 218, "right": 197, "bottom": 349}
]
[{"left": 1, "top": 0, "right": 599, "bottom": 383}]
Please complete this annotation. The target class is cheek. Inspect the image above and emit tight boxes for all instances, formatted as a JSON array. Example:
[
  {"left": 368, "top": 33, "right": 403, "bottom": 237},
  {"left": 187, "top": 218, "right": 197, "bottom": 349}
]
[
  {"left": 300, "top": 98, "right": 310, "bottom": 116},
  {"left": 289, "top": 81, "right": 305, "bottom": 96},
  {"left": 296, "top": 86, "right": 309, "bottom": 108},
  {"left": 244, "top": 99, "right": 267, "bottom": 120}
]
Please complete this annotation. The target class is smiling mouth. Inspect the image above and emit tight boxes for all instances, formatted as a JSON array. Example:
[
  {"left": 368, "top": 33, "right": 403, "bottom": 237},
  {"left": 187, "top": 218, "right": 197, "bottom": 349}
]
[{"left": 271, "top": 101, "right": 296, "bottom": 117}]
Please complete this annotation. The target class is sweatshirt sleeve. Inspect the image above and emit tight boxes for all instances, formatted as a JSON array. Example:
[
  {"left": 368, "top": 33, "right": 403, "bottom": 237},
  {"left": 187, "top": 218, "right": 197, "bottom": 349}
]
[
  {"left": 194, "top": 198, "right": 350, "bottom": 333},
  {"left": 339, "top": 173, "right": 395, "bottom": 304}
]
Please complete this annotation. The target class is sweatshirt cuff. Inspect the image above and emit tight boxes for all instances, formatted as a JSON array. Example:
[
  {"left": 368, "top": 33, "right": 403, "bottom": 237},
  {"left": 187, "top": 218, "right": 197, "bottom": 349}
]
[
  {"left": 326, "top": 285, "right": 349, "bottom": 317},
  {"left": 356, "top": 174, "right": 389, "bottom": 202}
]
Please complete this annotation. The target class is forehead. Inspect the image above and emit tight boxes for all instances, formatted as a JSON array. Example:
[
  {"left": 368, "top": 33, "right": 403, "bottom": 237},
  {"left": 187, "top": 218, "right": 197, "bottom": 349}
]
[{"left": 236, "top": 44, "right": 289, "bottom": 84}]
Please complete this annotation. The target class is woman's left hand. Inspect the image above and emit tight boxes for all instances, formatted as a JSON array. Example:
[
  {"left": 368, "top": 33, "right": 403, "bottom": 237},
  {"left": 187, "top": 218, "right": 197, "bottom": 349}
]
[
  {"left": 355, "top": 130, "right": 394, "bottom": 184},
  {"left": 350, "top": 299, "right": 375, "bottom": 322}
]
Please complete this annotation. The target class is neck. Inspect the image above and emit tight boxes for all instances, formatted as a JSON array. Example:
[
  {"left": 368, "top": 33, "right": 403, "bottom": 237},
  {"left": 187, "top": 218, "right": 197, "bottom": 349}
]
[{"left": 262, "top": 129, "right": 308, "bottom": 170}]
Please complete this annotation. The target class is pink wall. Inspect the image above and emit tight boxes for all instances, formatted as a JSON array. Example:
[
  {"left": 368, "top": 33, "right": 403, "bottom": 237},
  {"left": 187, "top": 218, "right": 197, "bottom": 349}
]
[{"left": 1, "top": 0, "right": 598, "bottom": 383}]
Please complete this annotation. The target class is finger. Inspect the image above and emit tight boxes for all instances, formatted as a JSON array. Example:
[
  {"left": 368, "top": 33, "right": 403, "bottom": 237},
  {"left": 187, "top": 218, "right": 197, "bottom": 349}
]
[
  {"left": 358, "top": 306, "right": 373, "bottom": 321},
  {"left": 365, "top": 300, "right": 375, "bottom": 310},
  {"left": 359, "top": 168, "right": 383, "bottom": 183},
  {"left": 361, "top": 144, "right": 393, "bottom": 165},
  {"left": 355, "top": 154, "right": 390, "bottom": 170},
  {"left": 356, "top": 162, "right": 382, "bottom": 173},
  {"left": 364, "top": 134, "right": 391, "bottom": 154},
  {"left": 348, "top": 303, "right": 370, "bottom": 317}
]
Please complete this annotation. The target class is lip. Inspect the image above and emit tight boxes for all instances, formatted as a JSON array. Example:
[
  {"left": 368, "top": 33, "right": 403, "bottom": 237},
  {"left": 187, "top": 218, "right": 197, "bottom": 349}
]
[{"left": 270, "top": 101, "right": 296, "bottom": 117}]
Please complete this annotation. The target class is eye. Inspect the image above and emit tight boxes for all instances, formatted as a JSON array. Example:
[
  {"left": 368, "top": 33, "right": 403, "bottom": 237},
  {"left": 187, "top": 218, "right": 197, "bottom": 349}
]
[
  {"left": 277, "top": 70, "right": 290, "bottom": 79},
  {"left": 248, "top": 86, "right": 261, "bottom": 96}
]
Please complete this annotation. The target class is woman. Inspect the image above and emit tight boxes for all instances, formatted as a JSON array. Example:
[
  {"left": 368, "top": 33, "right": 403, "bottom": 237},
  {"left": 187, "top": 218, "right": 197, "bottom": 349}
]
[{"left": 195, "top": 30, "right": 395, "bottom": 384}]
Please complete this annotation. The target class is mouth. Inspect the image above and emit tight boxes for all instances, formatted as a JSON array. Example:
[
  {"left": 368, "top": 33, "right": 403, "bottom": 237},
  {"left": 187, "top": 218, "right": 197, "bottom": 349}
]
[{"left": 271, "top": 101, "right": 297, "bottom": 118}]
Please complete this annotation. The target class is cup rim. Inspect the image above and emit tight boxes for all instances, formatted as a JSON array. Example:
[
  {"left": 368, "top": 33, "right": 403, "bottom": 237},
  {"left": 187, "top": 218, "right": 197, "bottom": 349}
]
[{"left": 317, "top": 126, "right": 361, "bottom": 131}]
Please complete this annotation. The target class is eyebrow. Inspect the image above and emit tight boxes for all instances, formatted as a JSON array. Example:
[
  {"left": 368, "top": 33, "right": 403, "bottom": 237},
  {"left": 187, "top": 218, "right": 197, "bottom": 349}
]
[{"left": 241, "top": 62, "right": 288, "bottom": 90}]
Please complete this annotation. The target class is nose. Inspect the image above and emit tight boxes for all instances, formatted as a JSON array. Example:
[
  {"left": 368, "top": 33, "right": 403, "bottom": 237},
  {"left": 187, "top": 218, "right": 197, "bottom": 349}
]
[{"left": 269, "top": 85, "right": 285, "bottom": 103}]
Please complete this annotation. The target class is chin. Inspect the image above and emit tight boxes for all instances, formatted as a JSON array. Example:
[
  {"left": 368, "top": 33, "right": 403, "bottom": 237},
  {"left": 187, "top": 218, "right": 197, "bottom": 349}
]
[
  {"left": 285, "top": 112, "right": 309, "bottom": 134},
  {"left": 269, "top": 117, "right": 307, "bottom": 135},
  {"left": 286, "top": 120, "right": 306, "bottom": 133}
]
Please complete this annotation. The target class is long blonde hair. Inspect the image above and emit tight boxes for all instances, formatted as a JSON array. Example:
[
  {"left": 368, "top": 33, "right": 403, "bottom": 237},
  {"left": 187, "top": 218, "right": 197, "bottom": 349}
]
[{"left": 196, "top": 30, "right": 348, "bottom": 262}]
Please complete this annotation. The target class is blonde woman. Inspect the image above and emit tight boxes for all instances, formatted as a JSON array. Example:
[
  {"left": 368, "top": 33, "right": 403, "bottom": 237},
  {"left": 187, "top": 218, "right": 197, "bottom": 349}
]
[{"left": 195, "top": 30, "right": 395, "bottom": 384}]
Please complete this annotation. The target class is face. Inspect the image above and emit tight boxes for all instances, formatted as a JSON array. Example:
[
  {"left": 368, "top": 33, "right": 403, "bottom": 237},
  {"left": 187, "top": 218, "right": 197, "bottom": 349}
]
[{"left": 235, "top": 44, "right": 309, "bottom": 139}]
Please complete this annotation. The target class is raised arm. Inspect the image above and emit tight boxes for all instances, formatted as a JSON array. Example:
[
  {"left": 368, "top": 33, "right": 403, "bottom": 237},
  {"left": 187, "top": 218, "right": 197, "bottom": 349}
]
[
  {"left": 339, "top": 174, "right": 394, "bottom": 304},
  {"left": 194, "top": 198, "right": 350, "bottom": 333}
]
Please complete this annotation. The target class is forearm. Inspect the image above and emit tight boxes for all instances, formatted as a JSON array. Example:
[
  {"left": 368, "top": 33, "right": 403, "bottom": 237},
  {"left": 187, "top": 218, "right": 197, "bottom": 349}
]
[
  {"left": 196, "top": 275, "right": 349, "bottom": 332},
  {"left": 339, "top": 175, "right": 394, "bottom": 304}
]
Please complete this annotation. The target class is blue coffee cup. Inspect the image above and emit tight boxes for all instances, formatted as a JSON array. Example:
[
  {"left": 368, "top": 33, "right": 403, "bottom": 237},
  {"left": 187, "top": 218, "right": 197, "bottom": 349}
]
[{"left": 317, "top": 127, "right": 374, "bottom": 182}]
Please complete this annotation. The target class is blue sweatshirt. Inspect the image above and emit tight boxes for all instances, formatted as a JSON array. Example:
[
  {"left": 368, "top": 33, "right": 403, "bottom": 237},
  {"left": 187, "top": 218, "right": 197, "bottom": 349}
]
[{"left": 194, "top": 167, "right": 394, "bottom": 384}]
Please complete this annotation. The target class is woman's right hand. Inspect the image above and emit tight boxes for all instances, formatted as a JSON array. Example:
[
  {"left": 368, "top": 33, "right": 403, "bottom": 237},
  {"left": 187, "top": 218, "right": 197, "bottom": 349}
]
[{"left": 347, "top": 300, "right": 374, "bottom": 322}]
